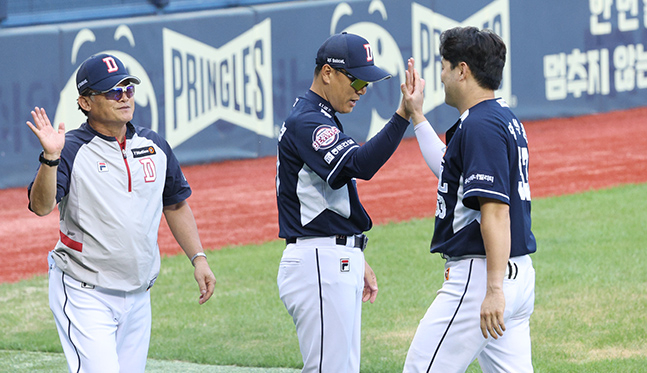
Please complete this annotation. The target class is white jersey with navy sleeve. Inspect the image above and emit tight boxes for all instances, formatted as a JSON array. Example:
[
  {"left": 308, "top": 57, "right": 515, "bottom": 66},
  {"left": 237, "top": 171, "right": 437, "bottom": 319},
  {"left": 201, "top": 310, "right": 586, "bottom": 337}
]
[
  {"left": 276, "top": 90, "right": 409, "bottom": 239},
  {"left": 431, "top": 98, "right": 536, "bottom": 258},
  {"left": 30, "top": 122, "right": 191, "bottom": 292}
]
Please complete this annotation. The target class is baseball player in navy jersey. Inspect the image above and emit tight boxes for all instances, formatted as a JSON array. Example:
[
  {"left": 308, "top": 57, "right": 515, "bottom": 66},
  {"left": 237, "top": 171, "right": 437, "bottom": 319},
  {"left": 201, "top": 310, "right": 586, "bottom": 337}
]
[
  {"left": 26, "top": 53, "right": 216, "bottom": 373},
  {"left": 275, "top": 32, "right": 425, "bottom": 372},
  {"left": 404, "top": 27, "right": 537, "bottom": 372}
]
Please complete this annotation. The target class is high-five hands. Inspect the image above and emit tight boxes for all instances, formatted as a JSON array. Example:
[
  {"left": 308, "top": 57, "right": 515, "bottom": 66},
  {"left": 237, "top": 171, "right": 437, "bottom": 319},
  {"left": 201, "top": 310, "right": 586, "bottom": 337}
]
[{"left": 397, "top": 58, "right": 427, "bottom": 124}]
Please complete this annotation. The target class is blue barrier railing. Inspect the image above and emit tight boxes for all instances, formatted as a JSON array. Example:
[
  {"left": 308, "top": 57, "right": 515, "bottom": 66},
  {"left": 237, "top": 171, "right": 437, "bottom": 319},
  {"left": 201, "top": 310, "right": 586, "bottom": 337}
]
[{"left": 0, "top": 0, "right": 302, "bottom": 28}]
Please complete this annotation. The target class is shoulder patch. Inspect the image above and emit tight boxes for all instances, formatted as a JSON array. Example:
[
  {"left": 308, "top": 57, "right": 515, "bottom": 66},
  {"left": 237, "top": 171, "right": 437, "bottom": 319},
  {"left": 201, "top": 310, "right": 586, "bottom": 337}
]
[{"left": 312, "top": 125, "right": 340, "bottom": 151}]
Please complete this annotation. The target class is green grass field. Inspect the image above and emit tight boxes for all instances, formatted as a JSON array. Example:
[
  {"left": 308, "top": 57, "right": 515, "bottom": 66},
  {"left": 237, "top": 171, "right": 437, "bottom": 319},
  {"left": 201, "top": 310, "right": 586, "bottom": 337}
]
[{"left": 1, "top": 183, "right": 646, "bottom": 372}]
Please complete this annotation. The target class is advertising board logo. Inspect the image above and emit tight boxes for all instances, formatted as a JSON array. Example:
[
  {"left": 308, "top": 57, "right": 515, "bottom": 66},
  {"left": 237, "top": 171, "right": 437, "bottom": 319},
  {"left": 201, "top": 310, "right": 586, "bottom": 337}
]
[
  {"left": 412, "top": 0, "right": 513, "bottom": 113},
  {"left": 54, "top": 26, "right": 159, "bottom": 135},
  {"left": 330, "top": 1, "right": 406, "bottom": 141},
  {"left": 163, "top": 19, "right": 273, "bottom": 148}
]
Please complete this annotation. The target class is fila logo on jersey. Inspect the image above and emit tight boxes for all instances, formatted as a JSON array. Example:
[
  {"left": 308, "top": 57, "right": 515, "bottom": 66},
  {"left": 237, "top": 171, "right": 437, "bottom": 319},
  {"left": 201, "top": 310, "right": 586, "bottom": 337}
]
[
  {"left": 340, "top": 258, "right": 350, "bottom": 272},
  {"left": 312, "top": 125, "right": 340, "bottom": 151},
  {"left": 132, "top": 146, "right": 156, "bottom": 158},
  {"left": 97, "top": 162, "right": 109, "bottom": 172}
]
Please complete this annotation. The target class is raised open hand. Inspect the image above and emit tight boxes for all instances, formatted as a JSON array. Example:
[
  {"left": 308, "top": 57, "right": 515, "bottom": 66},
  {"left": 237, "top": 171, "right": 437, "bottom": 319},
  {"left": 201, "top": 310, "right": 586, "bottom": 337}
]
[
  {"left": 397, "top": 58, "right": 426, "bottom": 124},
  {"left": 26, "top": 107, "right": 65, "bottom": 157}
]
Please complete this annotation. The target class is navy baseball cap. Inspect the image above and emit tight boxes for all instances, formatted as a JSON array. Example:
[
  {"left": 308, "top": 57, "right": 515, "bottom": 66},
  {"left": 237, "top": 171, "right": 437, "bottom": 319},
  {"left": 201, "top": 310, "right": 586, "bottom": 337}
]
[
  {"left": 315, "top": 32, "right": 391, "bottom": 83},
  {"left": 76, "top": 53, "right": 141, "bottom": 94}
]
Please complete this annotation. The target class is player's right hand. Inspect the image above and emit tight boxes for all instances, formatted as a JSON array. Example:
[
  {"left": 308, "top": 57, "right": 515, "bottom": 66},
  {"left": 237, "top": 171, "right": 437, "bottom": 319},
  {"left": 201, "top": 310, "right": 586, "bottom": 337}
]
[
  {"left": 26, "top": 107, "right": 65, "bottom": 158},
  {"left": 397, "top": 58, "right": 426, "bottom": 124},
  {"left": 362, "top": 260, "right": 378, "bottom": 303},
  {"left": 480, "top": 288, "right": 506, "bottom": 339}
]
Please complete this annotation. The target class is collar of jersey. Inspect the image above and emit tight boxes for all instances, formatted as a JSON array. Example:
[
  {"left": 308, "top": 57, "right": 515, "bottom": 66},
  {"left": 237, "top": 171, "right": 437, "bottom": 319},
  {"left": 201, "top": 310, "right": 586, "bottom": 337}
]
[
  {"left": 305, "top": 90, "right": 335, "bottom": 115},
  {"left": 81, "top": 122, "right": 136, "bottom": 141}
]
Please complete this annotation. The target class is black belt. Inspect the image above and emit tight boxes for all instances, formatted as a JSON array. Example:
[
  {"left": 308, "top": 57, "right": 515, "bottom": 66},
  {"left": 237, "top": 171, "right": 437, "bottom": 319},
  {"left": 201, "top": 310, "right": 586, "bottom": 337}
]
[{"left": 285, "top": 234, "right": 368, "bottom": 251}]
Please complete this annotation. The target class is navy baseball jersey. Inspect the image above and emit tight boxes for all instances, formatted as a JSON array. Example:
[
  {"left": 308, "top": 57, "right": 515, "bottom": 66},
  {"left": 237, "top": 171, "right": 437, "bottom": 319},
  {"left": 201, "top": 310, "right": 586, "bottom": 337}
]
[
  {"left": 431, "top": 98, "right": 536, "bottom": 258},
  {"left": 276, "top": 90, "right": 409, "bottom": 239}
]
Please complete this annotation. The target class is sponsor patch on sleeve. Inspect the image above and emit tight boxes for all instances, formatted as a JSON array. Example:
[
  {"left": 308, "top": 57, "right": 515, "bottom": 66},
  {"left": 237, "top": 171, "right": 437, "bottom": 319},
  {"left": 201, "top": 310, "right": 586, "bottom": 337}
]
[
  {"left": 323, "top": 139, "right": 356, "bottom": 164},
  {"left": 312, "top": 125, "right": 340, "bottom": 151},
  {"left": 464, "top": 172, "right": 495, "bottom": 186}
]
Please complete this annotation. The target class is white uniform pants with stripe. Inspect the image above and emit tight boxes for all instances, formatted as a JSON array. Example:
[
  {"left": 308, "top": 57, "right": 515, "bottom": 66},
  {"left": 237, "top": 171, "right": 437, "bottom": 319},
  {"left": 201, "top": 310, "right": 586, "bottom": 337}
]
[
  {"left": 404, "top": 255, "right": 535, "bottom": 373},
  {"left": 48, "top": 253, "right": 151, "bottom": 373},
  {"left": 277, "top": 239, "right": 365, "bottom": 373}
]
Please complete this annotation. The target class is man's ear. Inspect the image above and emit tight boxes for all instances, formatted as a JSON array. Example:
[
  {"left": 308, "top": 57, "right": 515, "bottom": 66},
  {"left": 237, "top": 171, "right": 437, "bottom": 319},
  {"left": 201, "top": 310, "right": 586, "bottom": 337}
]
[
  {"left": 320, "top": 64, "right": 334, "bottom": 85},
  {"left": 457, "top": 61, "right": 470, "bottom": 80},
  {"left": 78, "top": 95, "right": 91, "bottom": 111}
]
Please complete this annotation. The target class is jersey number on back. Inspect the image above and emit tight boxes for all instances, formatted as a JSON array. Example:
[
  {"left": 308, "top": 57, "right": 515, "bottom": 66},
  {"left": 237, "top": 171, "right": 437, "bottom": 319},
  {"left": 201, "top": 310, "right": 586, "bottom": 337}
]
[
  {"left": 436, "top": 163, "right": 448, "bottom": 219},
  {"left": 517, "top": 146, "right": 531, "bottom": 201}
]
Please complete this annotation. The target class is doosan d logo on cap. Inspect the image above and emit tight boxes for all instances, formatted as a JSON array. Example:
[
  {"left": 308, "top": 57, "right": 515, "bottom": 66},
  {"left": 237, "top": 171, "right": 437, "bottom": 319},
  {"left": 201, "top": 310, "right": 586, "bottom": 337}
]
[
  {"left": 315, "top": 32, "right": 391, "bottom": 84},
  {"left": 76, "top": 53, "right": 141, "bottom": 94}
]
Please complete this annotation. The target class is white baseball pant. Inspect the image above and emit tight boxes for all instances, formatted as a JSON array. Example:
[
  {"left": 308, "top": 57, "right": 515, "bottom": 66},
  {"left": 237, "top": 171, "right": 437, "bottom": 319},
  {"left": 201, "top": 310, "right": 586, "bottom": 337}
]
[
  {"left": 48, "top": 253, "right": 151, "bottom": 373},
  {"left": 404, "top": 255, "right": 535, "bottom": 373},
  {"left": 277, "top": 237, "right": 366, "bottom": 373}
]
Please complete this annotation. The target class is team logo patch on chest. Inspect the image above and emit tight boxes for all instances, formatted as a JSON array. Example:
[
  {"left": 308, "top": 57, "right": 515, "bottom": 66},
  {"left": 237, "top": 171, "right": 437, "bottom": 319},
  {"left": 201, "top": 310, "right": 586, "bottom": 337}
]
[
  {"left": 340, "top": 258, "right": 350, "bottom": 272},
  {"left": 312, "top": 125, "right": 340, "bottom": 151},
  {"left": 132, "top": 146, "right": 156, "bottom": 158}
]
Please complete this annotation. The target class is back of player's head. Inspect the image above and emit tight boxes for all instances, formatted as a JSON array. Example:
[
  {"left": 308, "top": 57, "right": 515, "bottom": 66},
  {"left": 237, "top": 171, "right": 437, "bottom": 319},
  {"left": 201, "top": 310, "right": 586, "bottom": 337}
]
[{"left": 439, "top": 27, "right": 506, "bottom": 90}]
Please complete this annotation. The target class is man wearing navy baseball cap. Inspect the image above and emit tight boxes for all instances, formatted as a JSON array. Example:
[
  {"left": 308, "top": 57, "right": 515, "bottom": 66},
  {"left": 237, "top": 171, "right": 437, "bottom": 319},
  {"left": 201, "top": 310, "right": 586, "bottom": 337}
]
[
  {"left": 26, "top": 53, "right": 216, "bottom": 372},
  {"left": 315, "top": 31, "right": 392, "bottom": 86},
  {"left": 276, "top": 32, "right": 427, "bottom": 372},
  {"left": 76, "top": 53, "right": 141, "bottom": 94}
]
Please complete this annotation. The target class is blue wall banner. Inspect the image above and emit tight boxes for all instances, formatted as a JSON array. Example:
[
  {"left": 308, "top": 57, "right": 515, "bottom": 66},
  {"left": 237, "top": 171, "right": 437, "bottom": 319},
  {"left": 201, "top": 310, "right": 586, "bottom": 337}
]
[{"left": 1, "top": 0, "right": 646, "bottom": 189}]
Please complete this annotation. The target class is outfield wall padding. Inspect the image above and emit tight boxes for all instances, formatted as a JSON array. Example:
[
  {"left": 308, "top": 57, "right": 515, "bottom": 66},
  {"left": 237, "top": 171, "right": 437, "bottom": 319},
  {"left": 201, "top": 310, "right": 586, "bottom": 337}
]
[{"left": 1, "top": 0, "right": 645, "bottom": 188}]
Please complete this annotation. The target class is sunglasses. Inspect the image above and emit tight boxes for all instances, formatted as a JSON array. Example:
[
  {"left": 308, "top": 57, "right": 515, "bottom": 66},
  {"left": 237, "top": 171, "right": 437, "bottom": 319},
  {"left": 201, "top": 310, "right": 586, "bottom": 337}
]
[
  {"left": 90, "top": 85, "right": 135, "bottom": 101},
  {"left": 334, "top": 68, "right": 369, "bottom": 91}
]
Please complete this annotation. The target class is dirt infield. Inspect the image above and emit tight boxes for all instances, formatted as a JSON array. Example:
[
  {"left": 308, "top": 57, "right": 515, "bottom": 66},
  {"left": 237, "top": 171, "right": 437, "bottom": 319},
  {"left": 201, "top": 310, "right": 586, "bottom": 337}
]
[{"left": 2, "top": 107, "right": 646, "bottom": 283}]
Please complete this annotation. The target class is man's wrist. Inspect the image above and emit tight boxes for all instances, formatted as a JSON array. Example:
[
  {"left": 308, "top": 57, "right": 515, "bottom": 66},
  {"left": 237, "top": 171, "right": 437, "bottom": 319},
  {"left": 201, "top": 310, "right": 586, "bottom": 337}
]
[
  {"left": 395, "top": 107, "right": 410, "bottom": 121},
  {"left": 39, "top": 151, "right": 61, "bottom": 167},
  {"left": 190, "top": 252, "right": 207, "bottom": 267},
  {"left": 411, "top": 112, "right": 427, "bottom": 125}
]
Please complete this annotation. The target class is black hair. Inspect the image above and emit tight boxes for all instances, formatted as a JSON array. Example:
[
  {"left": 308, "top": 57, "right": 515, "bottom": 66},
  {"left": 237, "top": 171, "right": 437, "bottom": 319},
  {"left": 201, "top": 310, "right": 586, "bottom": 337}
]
[
  {"left": 439, "top": 26, "right": 506, "bottom": 90},
  {"left": 314, "top": 64, "right": 324, "bottom": 78}
]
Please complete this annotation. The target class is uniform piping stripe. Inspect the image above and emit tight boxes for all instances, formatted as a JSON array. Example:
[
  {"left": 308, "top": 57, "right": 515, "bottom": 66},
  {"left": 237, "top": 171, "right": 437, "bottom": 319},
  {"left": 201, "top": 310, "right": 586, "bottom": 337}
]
[
  {"left": 426, "top": 259, "right": 474, "bottom": 373},
  {"left": 326, "top": 145, "right": 359, "bottom": 185},
  {"left": 61, "top": 272, "right": 82, "bottom": 373},
  {"left": 513, "top": 262, "right": 518, "bottom": 279},
  {"left": 506, "top": 261, "right": 519, "bottom": 280},
  {"left": 315, "top": 248, "right": 324, "bottom": 373},
  {"left": 60, "top": 231, "right": 83, "bottom": 252}
]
